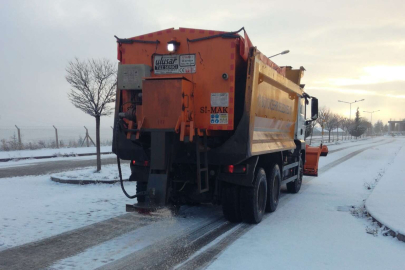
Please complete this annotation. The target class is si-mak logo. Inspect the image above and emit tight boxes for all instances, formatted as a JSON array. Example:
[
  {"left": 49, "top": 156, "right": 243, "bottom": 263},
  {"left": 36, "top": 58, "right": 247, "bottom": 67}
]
[{"left": 200, "top": 106, "right": 228, "bottom": 113}]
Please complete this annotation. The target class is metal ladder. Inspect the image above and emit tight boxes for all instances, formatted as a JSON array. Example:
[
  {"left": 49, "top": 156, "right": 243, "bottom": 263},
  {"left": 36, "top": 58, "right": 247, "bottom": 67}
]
[{"left": 196, "top": 129, "right": 209, "bottom": 193}]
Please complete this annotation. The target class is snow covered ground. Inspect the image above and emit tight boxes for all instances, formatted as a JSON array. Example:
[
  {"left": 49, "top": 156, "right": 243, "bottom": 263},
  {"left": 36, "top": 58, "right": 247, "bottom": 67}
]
[
  {"left": 1, "top": 138, "right": 405, "bottom": 269},
  {"left": 0, "top": 145, "right": 112, "bottom": 159},
  {"left": 52, "top": 164, "right": 130, "bottom": 181},
  {"left": 366, "top": 142, "right": 405, "bottom": 236},
  {"left": 0, "top": 153, "right": 116, "bottom": 169},
  {"left": 308, "top": 135, "right": 371, "bottom": 146}
]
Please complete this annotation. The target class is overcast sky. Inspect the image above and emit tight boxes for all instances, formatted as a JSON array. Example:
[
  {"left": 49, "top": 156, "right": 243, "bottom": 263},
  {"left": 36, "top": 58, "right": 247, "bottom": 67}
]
[{"left": 1, "top": 0, "right": 404, "bottom": 129}]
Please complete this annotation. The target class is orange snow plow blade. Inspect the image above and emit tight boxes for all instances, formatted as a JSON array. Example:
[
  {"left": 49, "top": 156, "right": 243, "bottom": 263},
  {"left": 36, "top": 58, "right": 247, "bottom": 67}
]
[{"left": 304, "top": 144, "right": 329, "bottom": 176}]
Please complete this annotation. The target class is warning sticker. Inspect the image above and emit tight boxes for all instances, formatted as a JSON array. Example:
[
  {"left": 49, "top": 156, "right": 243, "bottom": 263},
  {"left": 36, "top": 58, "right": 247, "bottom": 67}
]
[
  {"left": 211, "top": 93, "right": 229, "bottom": 107},
  {"left": 154, "top": 54, "right": 196, "bottom": 74},
  {"left": 210, "top": 113, "right": 228, "bottom": 124}
]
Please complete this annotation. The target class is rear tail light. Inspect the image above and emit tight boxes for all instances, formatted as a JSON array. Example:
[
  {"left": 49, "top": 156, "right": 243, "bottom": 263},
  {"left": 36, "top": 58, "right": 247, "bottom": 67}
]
[
  {"left": 131, "top": 160, "right": 149, "bottom": 166},
  {"left": 227, "top": 165, "right": 234, "bottom": 173},
  {"left": 225, "top": 164, "right": 247, "bottom": 174}
]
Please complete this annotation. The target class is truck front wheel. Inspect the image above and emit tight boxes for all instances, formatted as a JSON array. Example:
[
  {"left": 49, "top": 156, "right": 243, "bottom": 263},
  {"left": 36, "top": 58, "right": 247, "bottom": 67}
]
[
  {"left": 240, "top": 168, "right": 267, "bottom": 224},
  {"left": 287, "top": 156, "right": 303, "bottom": 193},
  {"left": 265, "top": 164, "right": 281, "bottom": 213}
]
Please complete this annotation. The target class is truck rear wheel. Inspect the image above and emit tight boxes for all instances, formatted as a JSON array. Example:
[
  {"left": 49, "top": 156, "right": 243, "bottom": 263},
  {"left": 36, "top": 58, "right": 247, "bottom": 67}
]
[
  {"left": 265, "top": 164, "right": 281, "bottom": 213},
  {"left": 287, "top": 157, "right": 303, "bottom": 193},
  {"left": 240, "top": 168, "right": 267, "bottom": 224},
  {"left": 136, "top": 181, "right": 147, "bottom": 203},
  {"left": 222, "top": 183, "right": 242, "bottom": 223}
]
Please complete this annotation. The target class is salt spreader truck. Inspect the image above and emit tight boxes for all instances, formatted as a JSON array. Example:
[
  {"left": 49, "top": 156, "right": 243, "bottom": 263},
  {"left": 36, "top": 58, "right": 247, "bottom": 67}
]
[{"left": 113, "top": 27, "right": 327, "bottom": 224}]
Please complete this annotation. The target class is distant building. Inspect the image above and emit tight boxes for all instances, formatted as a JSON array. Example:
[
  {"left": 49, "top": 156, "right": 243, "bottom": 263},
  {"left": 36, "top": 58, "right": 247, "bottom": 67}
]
[{"left": 388, "top": 121, "right": 405, "bottom": 134}]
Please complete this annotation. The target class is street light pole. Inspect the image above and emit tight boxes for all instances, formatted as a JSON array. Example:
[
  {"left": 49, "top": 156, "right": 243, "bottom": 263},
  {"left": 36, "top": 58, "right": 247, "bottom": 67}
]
[
  {"left": 363, "top": 110, "right": 380, "bottom": 136},
  {"left": 268, "top": 50, "right": 290, "bottom": 59},
  {"left": 338, "top": 99, "right": 365, "bottom": 120}
]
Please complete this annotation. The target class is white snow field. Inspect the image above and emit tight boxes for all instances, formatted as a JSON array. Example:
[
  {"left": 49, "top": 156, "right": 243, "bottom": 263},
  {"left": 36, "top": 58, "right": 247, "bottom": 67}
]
[
  {"left": 366, "top": 141, "right": 405, "bottom": 236},
  {"left": 0, "top": 145, "right": 112, "bottom": 160},
  {"left": 1, "top": 138, "right": 405, "bottom": 270}
]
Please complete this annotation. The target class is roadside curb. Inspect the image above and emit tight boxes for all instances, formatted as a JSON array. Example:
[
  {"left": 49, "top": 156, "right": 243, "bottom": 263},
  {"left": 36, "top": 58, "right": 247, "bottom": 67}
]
[
  {"left": 50, "top": 176, "right": 128, "bottom": 185},
  {"left": 365, "top": 205, "right": 405, "bottom": 243},
  {"left": 0, "top": 152, "right": 113, "bottom": 162}
]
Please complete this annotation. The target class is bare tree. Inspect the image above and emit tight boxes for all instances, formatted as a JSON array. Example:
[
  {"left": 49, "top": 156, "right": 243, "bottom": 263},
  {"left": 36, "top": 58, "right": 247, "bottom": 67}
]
[
  {"left": 317, "top": 107, "right": 331, "bottom": 143},
  {"left": 335, "top": 114, "right": 344, "bottom": 141},
  {"left": 308, "top": 120, "right": 317, "bottom": 145},
  {"left": 66, "top": 58, "right": 117, "bottom": 171},
  {"left": 342, "top": 118, "right": 353, "bottom": 140},
  {"left": 325, "top": 113, "right": 339, "bottom": 143}
]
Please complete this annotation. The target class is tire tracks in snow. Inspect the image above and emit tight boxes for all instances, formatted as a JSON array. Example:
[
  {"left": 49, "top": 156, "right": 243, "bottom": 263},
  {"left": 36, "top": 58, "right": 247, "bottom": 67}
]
[
  {"left": 97, "top": 218, "right": 233, "bottom": 270},
  {"left": 0, "top": 214, "right": 155, "bottom": 270},
  {"left": 328, "top": 139, "right": 384, "bottom": 154},
  {"left": 318, "top": 139, "right": 394, "bottom": 174}
]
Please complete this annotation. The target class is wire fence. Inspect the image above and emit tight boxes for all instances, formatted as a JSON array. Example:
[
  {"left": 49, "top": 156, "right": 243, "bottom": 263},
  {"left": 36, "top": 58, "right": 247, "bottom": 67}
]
[{"left": 0, "top": 126, "right": 113, "bottom": 151}]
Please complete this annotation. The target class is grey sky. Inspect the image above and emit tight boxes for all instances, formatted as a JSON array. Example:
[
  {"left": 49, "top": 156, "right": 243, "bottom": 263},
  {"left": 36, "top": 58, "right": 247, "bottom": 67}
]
[{"left": 1, "top": 0, "right": 404, "bottom": 129}]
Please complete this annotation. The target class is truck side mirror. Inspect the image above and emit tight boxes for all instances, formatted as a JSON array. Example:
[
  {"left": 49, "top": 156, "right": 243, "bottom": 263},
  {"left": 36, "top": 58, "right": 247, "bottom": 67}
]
[{"left": 311, "top": 97, "right": 318, "bottom": 120}]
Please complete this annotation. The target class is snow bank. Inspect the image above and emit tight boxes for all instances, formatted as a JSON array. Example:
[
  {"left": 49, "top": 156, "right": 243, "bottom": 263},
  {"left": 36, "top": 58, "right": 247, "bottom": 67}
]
[{"left": 366, "top": 142, "right": 405, "bottom": 236}]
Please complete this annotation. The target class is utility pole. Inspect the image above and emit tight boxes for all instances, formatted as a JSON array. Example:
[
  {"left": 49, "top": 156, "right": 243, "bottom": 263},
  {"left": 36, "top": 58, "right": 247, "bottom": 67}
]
[
  {"left": 15, "top": 125, "right": 22, "bottom": 150},
  {"left": 363, "top": 110, "right": 380, "bottom": 137},
  {"left": 53, "top": 125, "right": 59, "bottom": 149},
  {"left": 321, "top": 121, "right": 325, "bottom": 144}
]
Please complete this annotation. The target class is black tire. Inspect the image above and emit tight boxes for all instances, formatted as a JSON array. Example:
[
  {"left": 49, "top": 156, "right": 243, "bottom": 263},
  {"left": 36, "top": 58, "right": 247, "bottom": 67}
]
[
  {"left": 222, "top": 183, "right": 242, "bottom": 223},
  {"left": 240, "top": 168, "right": 267, "bottom": 224},
  {"left": 136, "top": 181, "right": 147, "bottom": 203},
  {"left": 265, "top": 164, "right": 281, "bottom": 213},
  {"left": 287, "top": 156, "right": 303, "bottom": 194}
]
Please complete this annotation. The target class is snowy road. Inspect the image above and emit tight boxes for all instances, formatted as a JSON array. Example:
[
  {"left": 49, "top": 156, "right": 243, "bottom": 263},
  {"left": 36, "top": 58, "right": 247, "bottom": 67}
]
[{"left": 1, "top": 137, "right": 404, "bottom": 270}]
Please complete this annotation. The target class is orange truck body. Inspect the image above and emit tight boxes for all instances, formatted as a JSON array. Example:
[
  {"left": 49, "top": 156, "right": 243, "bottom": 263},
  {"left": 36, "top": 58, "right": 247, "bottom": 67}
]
[{"left": 113, "top": 27, "right": 326, "bottom": 220}]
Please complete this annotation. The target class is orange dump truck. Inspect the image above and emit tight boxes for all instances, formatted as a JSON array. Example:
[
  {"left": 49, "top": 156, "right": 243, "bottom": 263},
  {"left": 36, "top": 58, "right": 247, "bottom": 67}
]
[{"left": 113, "top": 27, "right": 325, "bottom": 224}]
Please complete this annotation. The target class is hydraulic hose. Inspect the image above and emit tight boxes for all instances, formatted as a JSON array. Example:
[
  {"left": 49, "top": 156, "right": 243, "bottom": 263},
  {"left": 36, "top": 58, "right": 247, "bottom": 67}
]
[
  {"left": 117, "top": 156, "right": 138, "bottom": 199},
  {"left": 115, "top": 119, "right": 137, "bottom": 199}
]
